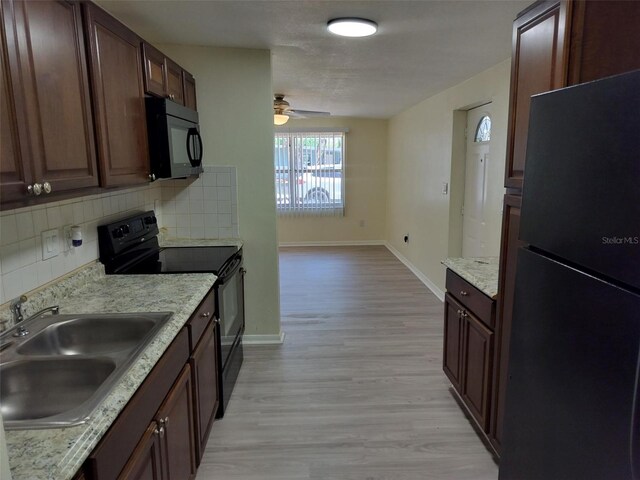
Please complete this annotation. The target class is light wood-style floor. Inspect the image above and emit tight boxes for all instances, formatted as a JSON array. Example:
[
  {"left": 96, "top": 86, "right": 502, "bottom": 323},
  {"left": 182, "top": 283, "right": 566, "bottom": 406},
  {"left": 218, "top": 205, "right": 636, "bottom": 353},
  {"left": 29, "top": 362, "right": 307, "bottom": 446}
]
[{"left": 197, "top": 246, "right": 498, "bottom": 480}]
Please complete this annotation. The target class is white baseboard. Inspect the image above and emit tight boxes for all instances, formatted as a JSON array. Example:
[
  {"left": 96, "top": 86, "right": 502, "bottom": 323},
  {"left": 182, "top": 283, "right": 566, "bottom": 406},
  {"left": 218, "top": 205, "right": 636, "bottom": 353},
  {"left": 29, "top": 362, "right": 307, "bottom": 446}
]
[
  {"left": 243, "top": 331, "right": 286, "bottom": 345},
  {"left": 279, "top": 240, "right": 386, "bottom": 247},
  {"left": 384, "top": 243, "right": 445, "bottom": 302}
]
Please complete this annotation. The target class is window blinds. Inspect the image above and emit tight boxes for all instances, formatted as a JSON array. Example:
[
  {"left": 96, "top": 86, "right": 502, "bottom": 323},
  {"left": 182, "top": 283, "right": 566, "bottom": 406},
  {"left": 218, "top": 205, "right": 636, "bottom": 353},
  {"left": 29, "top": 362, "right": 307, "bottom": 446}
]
[{"left": 274, "top": 131, "right": 345, "bottom": 216}]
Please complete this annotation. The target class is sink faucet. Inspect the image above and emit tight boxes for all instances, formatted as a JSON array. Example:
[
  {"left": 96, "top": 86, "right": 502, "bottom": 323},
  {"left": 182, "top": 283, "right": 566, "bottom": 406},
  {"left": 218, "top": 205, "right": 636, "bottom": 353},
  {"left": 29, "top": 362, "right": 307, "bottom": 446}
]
[
  {"left": 9, "top": 296, "right": 60, "bottom": 338},
  {"left": 10, "top": 295, "right": 27, "bottom": 324}
]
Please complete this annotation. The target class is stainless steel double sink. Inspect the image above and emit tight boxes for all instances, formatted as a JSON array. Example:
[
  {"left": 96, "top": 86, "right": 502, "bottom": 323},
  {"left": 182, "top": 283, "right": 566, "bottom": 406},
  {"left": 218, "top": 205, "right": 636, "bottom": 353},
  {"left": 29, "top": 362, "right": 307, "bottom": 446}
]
[{"left": 0, "top": 311, "right": 173, "bottom": 430}]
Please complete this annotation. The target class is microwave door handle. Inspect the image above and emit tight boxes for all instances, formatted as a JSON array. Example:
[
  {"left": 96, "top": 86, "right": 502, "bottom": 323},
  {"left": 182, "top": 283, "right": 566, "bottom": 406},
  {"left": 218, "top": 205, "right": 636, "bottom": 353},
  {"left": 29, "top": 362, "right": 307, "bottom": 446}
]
[
  {"left": 193, "top": 128, "right": 203, "bottom": 162},
  {"left": 186, "top": 128, "right": 203, "bottom": 166},
  {"left": 186, "top": 128, "right": 195, "bottom": 164}
]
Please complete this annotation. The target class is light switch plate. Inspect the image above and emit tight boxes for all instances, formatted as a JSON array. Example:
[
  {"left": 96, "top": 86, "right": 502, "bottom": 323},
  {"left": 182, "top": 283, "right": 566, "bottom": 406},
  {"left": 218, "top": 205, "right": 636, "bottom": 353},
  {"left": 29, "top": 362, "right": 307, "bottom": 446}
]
[
  {"left": 441, "top": 182, "right": 449, "bottom": 195},
  {"left": 41, "top": 229, "right": 60, "bottom": 260}
]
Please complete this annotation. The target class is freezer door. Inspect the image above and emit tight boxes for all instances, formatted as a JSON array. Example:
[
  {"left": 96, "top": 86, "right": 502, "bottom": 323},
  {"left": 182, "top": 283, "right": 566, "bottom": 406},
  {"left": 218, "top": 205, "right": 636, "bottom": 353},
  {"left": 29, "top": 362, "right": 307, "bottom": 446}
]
[
  {"left": 520, "top": 69, "right": 640, "bottom": 290},
  {"left": 500, "top": 248, "right": 640, "bottom": 480}
]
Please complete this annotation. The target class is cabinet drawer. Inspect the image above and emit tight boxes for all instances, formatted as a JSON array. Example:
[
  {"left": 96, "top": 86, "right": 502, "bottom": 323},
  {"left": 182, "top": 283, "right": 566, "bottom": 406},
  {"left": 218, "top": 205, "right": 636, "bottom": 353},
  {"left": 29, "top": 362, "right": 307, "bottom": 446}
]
[
  {"left": 446, "top": 269, "right": 494, "bottom": 328},
  {"left": 187, "top": 288, "right": 215, "bottom": 352}
]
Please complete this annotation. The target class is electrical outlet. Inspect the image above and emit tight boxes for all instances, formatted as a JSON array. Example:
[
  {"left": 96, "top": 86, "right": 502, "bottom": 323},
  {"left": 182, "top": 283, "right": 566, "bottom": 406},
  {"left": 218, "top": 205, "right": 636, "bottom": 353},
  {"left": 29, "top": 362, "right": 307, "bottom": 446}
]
[{"left": 41, "top": 229, "right": 60, "bottom": 260}]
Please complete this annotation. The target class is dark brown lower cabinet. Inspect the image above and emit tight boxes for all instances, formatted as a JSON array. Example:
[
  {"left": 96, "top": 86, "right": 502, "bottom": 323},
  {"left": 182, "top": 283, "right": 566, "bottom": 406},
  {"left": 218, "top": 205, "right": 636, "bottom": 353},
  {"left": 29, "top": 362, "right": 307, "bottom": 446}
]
[
  {"left": 443, "top": 271, "right": 496, "bottom": 444},
  {"left": 81, "top": 290, "right": 219, "bottom": 480},
  {"left": 118, "top": 422, "right": 163, "bottom": 480},
  {"left": 191, "top": 321, "right": 219, "bottom": 464},
  {"left": 443, "top": 294, "right": 464, "bottom": 392},
  {"left": 157, "top": 365, "right": 197, "bottom": 480},
  {"left": 461, "top": 310, "right": 493, "bottom": 430},
  {"left": 489, "top": 194, "right": 523, "bottom": 454}
]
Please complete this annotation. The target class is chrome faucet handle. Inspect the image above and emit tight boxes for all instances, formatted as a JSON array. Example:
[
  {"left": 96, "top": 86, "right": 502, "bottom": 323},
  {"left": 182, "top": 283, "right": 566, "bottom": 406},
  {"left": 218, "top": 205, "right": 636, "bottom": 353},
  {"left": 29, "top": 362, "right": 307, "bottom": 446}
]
[{"left": 10, "top": 295, "right": 28, "bottom": 323}]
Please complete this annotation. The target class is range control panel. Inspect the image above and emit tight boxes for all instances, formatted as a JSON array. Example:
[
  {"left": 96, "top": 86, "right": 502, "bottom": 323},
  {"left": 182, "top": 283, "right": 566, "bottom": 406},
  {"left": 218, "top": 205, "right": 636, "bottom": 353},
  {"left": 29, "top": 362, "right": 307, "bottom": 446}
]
[{"left": 98, "top": 211, "right": 160, "bottom": 259}]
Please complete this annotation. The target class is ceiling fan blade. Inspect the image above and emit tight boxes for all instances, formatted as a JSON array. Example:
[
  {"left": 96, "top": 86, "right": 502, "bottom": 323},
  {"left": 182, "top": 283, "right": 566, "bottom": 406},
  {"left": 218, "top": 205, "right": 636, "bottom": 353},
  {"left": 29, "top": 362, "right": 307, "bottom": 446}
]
[{"left": 289, "top": 109, "right": 330, "bottom": 117}]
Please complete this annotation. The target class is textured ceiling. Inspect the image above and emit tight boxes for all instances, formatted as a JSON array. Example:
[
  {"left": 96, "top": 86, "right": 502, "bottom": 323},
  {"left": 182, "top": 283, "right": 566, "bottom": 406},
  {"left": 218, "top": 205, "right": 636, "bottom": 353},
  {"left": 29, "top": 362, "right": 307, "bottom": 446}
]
[{"left": 97, "top": 0, "right": 529, "bottom": 118}]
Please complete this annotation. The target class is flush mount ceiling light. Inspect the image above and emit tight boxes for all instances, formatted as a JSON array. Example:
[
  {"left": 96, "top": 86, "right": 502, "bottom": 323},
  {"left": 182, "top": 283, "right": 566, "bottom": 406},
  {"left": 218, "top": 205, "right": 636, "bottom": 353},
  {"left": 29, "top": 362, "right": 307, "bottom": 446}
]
[{"left": 327, "top": 18, "right": 378, "bottom": 38}]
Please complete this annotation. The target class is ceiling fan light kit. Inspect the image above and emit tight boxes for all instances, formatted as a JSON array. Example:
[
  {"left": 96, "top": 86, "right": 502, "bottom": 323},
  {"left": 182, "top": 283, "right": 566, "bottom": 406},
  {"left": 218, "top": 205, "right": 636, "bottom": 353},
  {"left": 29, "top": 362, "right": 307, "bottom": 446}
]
[
  {"left": 327, "top": 18, "right": 378, "bottom": 37},
  {"left": 274, "top": 113, "right": 290, "bottom": 126},
  {"left": 273, "top": 94, "right": 330, "bottom": 125}
]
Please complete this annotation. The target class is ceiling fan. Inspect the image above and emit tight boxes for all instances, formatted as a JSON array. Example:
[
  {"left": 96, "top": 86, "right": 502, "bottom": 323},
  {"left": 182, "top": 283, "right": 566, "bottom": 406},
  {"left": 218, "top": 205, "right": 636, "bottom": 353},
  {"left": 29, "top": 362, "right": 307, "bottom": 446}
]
[{"left": 273, "top": 94, "right": 330, "bottom": 125}]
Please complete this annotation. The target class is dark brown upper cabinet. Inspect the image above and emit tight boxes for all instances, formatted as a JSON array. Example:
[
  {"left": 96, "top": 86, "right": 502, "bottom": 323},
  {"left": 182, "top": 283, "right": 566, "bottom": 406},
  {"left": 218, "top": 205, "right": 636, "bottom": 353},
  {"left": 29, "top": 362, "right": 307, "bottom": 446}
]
[
  {"left": 83, "top": 3, "right": 150, "bottom": 188},
  {"left": 504, "top": 0, "right": 570, "bottom": 190},
  {"left": 183, "top": 71, "right": 197, "bottom": 110},
  {"left": 1, "top": 0, "right": 98, "bottom": 205},
  {"left": 568, "top": 0, "right": 640, "bottom": 85},
  {"left": 142, "top": 41, "right": 195, "bottom": 108},
  {"left": 142, "top": 42, "right": 167, "bottom": 98},
  {"left": 0, "top": 4, "right": 31, "bottom": 205},
  {"left": 165, "top": 57, "right": 185, "bottom": 105}
]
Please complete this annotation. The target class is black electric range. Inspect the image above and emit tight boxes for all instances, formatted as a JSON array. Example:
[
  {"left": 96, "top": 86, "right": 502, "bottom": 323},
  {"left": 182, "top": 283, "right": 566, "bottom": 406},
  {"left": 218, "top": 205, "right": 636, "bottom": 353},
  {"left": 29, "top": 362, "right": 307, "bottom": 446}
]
[{"left": 98, "top": 211, "right": 244, "bottom": 418}]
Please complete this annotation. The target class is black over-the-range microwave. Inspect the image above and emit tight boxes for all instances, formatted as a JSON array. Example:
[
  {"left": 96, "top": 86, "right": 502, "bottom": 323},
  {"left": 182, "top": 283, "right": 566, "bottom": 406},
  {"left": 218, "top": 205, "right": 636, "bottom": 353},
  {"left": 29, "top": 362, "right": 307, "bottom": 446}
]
[{"left": 146, "top": 97, "right": 203, "bottom": 179}]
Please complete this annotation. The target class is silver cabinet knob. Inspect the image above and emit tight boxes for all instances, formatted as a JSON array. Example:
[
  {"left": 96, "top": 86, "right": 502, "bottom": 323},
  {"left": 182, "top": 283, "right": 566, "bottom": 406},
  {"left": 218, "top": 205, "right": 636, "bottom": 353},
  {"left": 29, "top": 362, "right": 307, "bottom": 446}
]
[
  {"left": 32, "top": 183, "right": 43, "bottom": 196},
  {"left": 460, "top": 290, "right": 468, "bottom": 296},
  {"left": 148, "top": 173, "right": 156, "bottom": 181},
  {"left": 201, "top": 312, "right": 210, "bottom": 318},
  {"left": 42, "top": 181, "right": 52, "bottom": 194}
]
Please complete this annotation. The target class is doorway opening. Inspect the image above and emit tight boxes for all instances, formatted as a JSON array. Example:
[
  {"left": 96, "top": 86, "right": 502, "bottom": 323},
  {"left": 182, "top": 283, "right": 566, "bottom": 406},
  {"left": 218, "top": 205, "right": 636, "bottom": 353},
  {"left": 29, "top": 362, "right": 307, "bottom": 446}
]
[{"left": 448, "top": 103, "right": 493, "bottom": 258}]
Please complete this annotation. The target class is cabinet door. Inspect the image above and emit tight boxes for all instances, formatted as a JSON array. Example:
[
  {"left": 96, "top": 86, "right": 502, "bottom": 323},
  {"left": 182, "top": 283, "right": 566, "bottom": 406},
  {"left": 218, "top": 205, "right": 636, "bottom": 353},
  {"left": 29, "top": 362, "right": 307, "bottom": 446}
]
[
  {"left": 0, "top": 2, "right": 32, "bottom": 204},
  {"left": 118, "top": 422, "right": 163, "bottom": 480},
  {"left": 157, "top": 364, "right": 196, "bottom": 480},
  {"left": 191, "top": 322, "right": 219, "bottom": 463},
  {"left": 489, "top": 194, "right": 523, "bottom": 453},
  {"left": 142, "top": 42, "right": 167, "bottom": 98},
  {"left": 11, "top": 0, "right": 98, "bottom": 196},
  {"left": 443, "top": 293, "right": 464, "bottom": 392},
  {"left": 165, "top": 58, "right": 184, "bottom": 105},
  {"left": 505, "top": 1, "right": 570, "bottom": 189},
  {"left": 461, "top": 310, "right": 494, "bottom": 431},
  {"left": 83, "top": 3, "right": 150, "bottom": 187},
  {"left": 568, "top": 0, "right": 640, "bottom": 85},
  {"left": 183, "top": 71, "right": 197, "bottom": 110}
]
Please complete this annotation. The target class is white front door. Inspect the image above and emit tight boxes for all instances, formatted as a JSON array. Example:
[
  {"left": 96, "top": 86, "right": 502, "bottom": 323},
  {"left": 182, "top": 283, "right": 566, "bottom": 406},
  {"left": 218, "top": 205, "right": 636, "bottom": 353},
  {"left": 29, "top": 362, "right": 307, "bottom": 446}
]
[{"left": 462, "top": 104, "right": 492, "bottom": 258}]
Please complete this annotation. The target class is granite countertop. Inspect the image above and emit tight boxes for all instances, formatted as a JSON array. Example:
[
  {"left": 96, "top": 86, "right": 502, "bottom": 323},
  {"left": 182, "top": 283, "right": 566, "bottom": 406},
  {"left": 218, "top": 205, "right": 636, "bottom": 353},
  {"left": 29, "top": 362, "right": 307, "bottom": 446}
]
[
  {"left": 3, "top": 263, "right": 216, "bottom": 480},
  {"left": 442, "top": 257, "right": 499, "bottom": 299}
]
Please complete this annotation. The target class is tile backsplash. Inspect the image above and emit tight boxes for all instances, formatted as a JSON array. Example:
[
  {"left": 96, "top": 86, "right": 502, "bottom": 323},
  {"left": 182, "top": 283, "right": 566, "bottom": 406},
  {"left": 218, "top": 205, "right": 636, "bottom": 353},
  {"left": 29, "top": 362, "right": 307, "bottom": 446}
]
[
  {"left": 159, "top": 166, "right": 239, "bottom": 240},
  {"left": 0, "top": 166, "right": 239, "bottom": 307}
]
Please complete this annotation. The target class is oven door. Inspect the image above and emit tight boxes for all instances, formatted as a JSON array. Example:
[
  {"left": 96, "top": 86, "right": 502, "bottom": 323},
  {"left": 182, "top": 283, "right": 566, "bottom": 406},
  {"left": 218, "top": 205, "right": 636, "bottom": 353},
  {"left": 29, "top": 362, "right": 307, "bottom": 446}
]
[{"left": 216, "top": 254, "right": 245, "bottom": 369}]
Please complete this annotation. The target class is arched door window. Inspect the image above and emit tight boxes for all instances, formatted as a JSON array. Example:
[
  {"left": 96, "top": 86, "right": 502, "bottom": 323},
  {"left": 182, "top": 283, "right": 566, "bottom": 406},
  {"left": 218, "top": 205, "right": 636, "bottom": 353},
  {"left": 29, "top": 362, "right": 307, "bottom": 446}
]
[{"left": 474, "top": 115, "right": 491, "bottom": 142}]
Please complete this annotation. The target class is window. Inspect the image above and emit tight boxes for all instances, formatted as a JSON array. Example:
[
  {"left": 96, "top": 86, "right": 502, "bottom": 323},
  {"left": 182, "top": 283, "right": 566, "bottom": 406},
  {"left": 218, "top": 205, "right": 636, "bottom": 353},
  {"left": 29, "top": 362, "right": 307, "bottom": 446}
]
[
  {"left": 474, "top": 115, "right": 491, "bottom": 143},
  {"left": 274, "top": 131, "right": 345, "bottom": 215}
]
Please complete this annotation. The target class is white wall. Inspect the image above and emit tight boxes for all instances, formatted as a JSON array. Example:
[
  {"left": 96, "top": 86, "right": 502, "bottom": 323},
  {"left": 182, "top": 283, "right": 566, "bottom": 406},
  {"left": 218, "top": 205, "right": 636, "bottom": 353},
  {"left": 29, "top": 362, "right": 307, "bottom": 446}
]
[
  {"left": 277, "top": 117, "right": 388, "bottom": 245},
  {"left": 159, "top": 45, "right": 281, "bottom": 337},
  {"left": 386, "top": 60, "right": 511, "bottom": 295}
]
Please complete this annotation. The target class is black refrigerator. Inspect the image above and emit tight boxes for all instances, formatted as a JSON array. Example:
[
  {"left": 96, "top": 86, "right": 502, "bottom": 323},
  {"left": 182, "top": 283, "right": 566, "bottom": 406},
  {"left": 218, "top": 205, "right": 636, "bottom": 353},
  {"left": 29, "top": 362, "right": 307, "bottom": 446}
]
[{"left": 499, "top": 70, "right": 640, "bottom": 480}]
